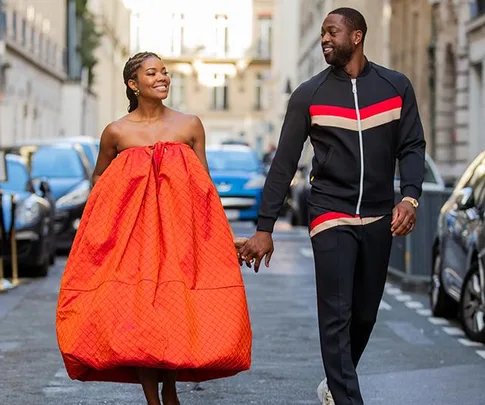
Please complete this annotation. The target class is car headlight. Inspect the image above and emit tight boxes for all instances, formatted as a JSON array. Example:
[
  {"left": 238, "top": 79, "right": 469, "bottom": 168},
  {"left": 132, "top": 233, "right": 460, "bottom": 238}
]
[
  {"left": 244, "top": 174, "right": 266, "bottom": 190},
  {"left": 56, "top": 180, "right": 90, "bottom": 209},
  {"left": 15, "top": 196, "right": 41, "bottom": 227}
]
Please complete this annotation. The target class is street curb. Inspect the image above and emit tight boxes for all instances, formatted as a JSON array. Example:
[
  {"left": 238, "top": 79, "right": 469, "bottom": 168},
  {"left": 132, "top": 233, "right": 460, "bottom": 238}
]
[{"left": 387, "top": 267, "right": 430, "bottom": 295}]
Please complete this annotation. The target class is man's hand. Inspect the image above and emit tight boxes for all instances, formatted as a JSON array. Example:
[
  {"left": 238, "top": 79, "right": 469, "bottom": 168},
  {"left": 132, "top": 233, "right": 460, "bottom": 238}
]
[
  {"left": 391, "top": 201, "right": 417, "bottom": 237},
  {"left": 237, "top": 231, "right": 274, "bottom": 273}
]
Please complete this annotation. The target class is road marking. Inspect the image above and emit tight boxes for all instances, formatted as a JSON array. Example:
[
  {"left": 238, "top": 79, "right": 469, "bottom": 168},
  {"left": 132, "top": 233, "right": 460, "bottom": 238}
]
[
  {"left": 458, "top": 338, "right": 484, "bottom": 347},
  {"left": 428, "top": 317, "right": 450, "bottom": 325},
  {"left": 405, "top": 301, "right": 424, "bottom": 309},
  {"left": 386, "top": 321, "right": 434, "bottom": 345},
  {"left": 442, "top": 326, "right": 465, "bottom": 337},
  {"left": 0, "top": 341, "right": 21, "bottom": 352},
  {"left": 379, "top": 300, "right": 392, "bottom": 311},
  {"left": 43, "top": 367, "right": 81, "bottom": 396},
  {"left": 300, "top": 248, "right": 313, "bottom": 258},
  {"left": 476, "top": 350, "right": 485, "bottom": 360},
  {"left": 386, "top": 287, "right": 402, "bottom": 295},
  {"left": 395, "top": 294, "right": 412, "bottom": 302},
  {"left": 416, "top": 309, "right": 433, "bottom": 316}
]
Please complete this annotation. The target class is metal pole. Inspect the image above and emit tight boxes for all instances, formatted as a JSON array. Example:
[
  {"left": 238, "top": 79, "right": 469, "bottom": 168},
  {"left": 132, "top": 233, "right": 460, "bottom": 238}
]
[
  {"left": 10, "top": 194, "right": 18, "bottom": 286},
  {"left": 0, "top": 189, "right": 5, "bottom": 290}
]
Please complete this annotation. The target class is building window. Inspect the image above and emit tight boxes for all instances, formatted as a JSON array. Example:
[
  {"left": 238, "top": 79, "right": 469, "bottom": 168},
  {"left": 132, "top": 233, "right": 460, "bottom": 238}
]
[
  {"left": 255, "top": 73, "right": 263, "bottom": 110},
  {"left": 39, "top": 33, "right": 43, "bottom": 56},
  {"left": 166, "top": 73, "right": 185, "bottom": 109},
  {"left": 0, "top": 8, "right": 6, "bottom": 37},
  {"left": 211, "top": 74, "right": 228, "bottom": 110},
  {"left": 257, "top": 16, "right": 272, "bottom": 59},
  {"left": 170, "top": 13, "right": 184, "bottom": 56},
  {"left": 472, "top": 0, "right": 485, "bottom": 18},
  {"left": 11, "top": 11, "right": 17, "bottom": 40},
  {"left": 30, "top": 26, "right": 36, "bottom": 52},
  {"left": 214, "top": 14, "right": 228, "bottom": 57},
  {"left": 21, "top": 17, "right": 26, "bottom": 46},
  {"left": 46, "top": 39, "right": 50, "bottom": 62}
]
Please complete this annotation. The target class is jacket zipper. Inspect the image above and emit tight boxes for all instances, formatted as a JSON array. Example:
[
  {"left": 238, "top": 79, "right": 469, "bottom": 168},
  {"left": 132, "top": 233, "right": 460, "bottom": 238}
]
[{"left": 351, "top": 78, "right": 364, "bottom": 216}]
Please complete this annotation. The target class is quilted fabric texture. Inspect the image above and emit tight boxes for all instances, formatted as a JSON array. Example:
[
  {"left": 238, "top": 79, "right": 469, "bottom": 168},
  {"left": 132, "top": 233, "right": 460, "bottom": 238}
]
[{"left": 56, "top": 141, "right": 252, "bottom": 383}]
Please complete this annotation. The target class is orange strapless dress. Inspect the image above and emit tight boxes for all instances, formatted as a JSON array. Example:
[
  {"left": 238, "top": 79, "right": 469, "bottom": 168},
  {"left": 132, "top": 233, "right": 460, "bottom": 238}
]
[{"left": 56, "top": 141, "right": 252, "bottom": 383}]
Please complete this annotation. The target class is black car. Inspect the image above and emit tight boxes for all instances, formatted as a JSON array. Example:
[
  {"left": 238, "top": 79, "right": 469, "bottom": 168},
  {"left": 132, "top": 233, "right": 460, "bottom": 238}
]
[
  {"left": 0, "top": 154, "right": 56, "bottom": 277},
  {"left": 430, "top": 150, "right": 485, "bottom": 342},
  {"left": 7, "top": 143, "right": 93, "bottom": 250}
]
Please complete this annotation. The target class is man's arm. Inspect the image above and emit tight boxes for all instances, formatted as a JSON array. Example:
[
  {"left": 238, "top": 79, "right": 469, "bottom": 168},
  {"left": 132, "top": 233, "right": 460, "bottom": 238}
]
[
  {"left": 396, "top": 79, "right": 426, "bottom": 200},
  {"left": 391, "top": 78, "right": 426, "bottom": 237},
  {"left": 257, "top": 84, "right": 311, "bottom": 233}
]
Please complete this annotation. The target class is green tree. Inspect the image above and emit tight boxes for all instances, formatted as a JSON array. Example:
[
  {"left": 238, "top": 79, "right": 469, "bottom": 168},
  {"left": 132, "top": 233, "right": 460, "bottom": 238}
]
[{"left": 76, "top": 0, "right": 102, "bottom": 89}]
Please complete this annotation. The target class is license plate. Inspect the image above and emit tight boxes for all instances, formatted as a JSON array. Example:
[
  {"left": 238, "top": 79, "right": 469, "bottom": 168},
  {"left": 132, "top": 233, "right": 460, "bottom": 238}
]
[{"left": 225, "top": 209, "right": 240, "bottom": 221}]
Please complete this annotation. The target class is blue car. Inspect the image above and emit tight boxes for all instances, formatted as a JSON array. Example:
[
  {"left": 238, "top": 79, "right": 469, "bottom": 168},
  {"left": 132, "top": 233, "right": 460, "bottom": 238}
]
[
  {"left": 0, "top": 154, "right": 56, "bottom": 277},
  {"left": 5, "top": 143, "right": 93, "bottom": 249},
  {"left": 206, "top": 144, "right": 266, "bottom": 223}
]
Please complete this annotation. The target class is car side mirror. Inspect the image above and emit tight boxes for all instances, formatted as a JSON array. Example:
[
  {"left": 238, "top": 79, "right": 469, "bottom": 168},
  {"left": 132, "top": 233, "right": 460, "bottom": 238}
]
[
  {"left": 456, "top": 187, "right": 474, "bottom": 210},
  {"left": 39, "top": 180, "right": 51, "bottom": 196}
]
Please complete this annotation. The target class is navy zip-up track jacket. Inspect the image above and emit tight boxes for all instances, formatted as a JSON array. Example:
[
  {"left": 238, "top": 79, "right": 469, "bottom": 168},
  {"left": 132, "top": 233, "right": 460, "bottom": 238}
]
[{"left": 257, "top": 61, "right": 426, "bottom": 233}]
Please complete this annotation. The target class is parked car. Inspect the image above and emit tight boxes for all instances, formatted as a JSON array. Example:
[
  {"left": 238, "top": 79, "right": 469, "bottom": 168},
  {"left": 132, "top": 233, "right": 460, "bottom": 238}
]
[
  {"left": 12, "top": 136, "right": 100, "bottom": 169},
  {"left": 206, "top": 144, "right": 265, "bottom": 223},
  {"left": 6, "top": 143, "right": 93, "bottom": 250},
  {"left": 288, "top": 153, "right": 445, "bottom": 227},
  {"left": 430, "top": 150, "right": 485, "bottom": 342},
  {"left": 0, "top": 154, "right": 56, "bottom": 277}
]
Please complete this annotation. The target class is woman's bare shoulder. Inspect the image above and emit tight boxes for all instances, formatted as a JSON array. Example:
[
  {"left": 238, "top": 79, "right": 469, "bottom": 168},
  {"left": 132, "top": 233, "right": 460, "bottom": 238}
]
[{"left": 100, "top": 116, "right": 130, "bottom": 146}]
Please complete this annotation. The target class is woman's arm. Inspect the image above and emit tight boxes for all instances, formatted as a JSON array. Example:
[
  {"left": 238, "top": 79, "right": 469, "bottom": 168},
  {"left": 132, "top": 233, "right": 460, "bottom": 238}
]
[
  {"left": 92, "top": 123, "right": 119, "bottom": 186},
  {"left": 189, "top": 115, "right": 248, "bottom": 254}
]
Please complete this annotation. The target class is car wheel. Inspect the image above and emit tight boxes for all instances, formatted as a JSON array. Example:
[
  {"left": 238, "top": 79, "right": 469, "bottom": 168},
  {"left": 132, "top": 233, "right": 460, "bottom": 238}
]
[
  {"left": 460, "top": 263, "right": 485, "bottom": 343},
  {"left": 430, "top": 248, "right": 457, "bottom": 318}
]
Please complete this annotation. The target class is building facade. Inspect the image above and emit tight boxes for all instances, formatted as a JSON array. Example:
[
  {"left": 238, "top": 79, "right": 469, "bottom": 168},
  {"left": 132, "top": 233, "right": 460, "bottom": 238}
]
[
  {"left": 465, "top": 1, "right": 485, "bottom": 170},
  {"left": 132, "top": 0, "right": 274, "bottom": 151},
  {"left": 88, "top": 0, "right": 131, "bottom": 134},
  {"left": 389, "top": 0, "right": 433, "bottom": 160},
  {"left": 429, "top": 0, "right": 485, "bottom": 184},
  {"left": 0, "top": 0, "right": 67, "bottom": 145}
]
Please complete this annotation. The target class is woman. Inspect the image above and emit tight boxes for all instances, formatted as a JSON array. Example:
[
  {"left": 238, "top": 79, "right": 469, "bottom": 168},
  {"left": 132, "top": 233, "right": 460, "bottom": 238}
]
[{"left": 56, "top": 52, "right": 252, "bottom": 405}]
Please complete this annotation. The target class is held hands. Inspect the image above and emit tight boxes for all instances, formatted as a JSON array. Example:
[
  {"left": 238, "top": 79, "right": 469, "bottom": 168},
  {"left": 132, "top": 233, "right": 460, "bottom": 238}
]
[
  {"left": 234, "top": 231, "right": 274, "bottom": 273},
  {"left": 391, "top": 200, "right": 417, "bottom": 237}
]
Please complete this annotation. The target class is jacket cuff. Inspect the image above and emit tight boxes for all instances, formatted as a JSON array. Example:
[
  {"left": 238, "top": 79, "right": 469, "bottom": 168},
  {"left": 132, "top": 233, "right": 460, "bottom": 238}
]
[
  {"left": 256, "top": 216, "right": 275, "bottom": 233},
  {"left": 401, "top": 185, "right": 420, "bottom": 200}
]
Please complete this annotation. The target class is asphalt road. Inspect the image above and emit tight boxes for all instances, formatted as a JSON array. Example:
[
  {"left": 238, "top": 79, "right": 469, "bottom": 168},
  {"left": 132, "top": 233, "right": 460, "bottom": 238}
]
[{"left": 0, "top": 221, "right": 484, "bottom": 405}]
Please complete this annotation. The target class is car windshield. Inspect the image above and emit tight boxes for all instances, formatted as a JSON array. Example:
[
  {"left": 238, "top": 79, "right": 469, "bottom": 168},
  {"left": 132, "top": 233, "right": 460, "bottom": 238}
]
[
  {"left": 31, "top": 148, "right": 85, "bottom": 178},
  {"left": 80, "top": 144, "right": 95, "bottom": 167},
  {"left": 0, "top": 159, "right": 28, "bottom": 192},
  {"left": 206, "top": 150, "right": 260, "bottom": 171}
]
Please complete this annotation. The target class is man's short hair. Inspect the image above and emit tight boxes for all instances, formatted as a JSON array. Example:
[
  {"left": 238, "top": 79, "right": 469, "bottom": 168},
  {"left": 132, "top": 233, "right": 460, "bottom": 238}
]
[{"left": 329, "top": 7, "right": 368, "bottom": 41}]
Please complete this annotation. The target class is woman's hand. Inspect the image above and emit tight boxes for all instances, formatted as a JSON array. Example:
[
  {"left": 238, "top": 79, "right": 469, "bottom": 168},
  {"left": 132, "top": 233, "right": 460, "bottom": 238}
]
[{"left": 234, "top": 237, "right": 249, "bottom": 265}]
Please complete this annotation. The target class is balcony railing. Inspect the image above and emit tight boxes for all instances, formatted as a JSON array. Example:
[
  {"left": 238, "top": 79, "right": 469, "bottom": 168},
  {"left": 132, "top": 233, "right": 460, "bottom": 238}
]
[{"left": 1, "top": 5, "right": 66, "bottom": 76}]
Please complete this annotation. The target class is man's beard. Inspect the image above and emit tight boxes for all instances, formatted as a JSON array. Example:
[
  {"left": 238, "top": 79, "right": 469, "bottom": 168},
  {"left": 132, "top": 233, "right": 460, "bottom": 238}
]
[{"left": 323, "top": 41, "right": 354, "bottom": 68}]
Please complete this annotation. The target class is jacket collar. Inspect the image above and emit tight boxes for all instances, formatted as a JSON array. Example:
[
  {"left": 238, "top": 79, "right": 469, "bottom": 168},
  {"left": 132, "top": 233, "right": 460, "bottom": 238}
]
[{"left": 330, "top": 59, "right": 372, "bottom": 80}]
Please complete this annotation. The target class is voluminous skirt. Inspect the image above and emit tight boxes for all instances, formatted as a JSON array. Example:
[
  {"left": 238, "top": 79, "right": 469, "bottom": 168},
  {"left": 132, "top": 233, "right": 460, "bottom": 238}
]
[{"left": 56, "top": 142, "right": 252, "bottom": 383}]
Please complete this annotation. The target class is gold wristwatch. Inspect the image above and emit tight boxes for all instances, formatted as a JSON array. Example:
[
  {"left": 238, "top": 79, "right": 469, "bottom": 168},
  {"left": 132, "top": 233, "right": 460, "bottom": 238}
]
[{"left": 402, "top": 196, "right": 419, "bottom": 208}]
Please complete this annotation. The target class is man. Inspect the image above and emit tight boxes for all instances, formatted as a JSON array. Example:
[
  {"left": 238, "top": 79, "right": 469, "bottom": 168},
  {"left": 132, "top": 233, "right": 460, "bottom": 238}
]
[{"left": 238, "top": 7, "right": 425, "bottom": 405}]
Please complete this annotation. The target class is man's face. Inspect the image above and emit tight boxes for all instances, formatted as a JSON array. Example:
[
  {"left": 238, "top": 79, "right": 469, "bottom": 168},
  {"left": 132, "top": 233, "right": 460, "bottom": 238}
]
[{"left": 320, "top": 14, "right": 356, "bottom": 68}]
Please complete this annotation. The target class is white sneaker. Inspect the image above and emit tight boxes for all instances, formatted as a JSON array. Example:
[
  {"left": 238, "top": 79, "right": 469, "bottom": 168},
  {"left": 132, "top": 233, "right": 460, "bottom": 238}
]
[{"left": 317, "top": 378, "right": 335, "bottom": 405}]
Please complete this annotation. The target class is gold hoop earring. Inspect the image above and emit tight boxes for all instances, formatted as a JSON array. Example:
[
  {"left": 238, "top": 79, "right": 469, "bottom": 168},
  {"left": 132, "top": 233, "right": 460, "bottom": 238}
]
[{"left": 134, "top": 88, "right": 140, "bottom": 97}]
